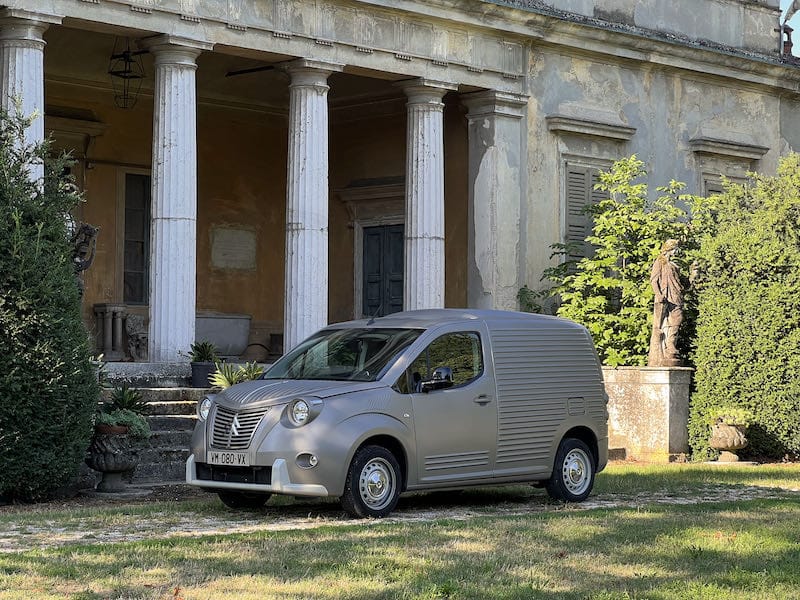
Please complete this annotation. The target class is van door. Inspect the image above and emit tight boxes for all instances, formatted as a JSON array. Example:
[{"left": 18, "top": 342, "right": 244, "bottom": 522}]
[{"left": 405, "top": 330, "right": 497, "bottom": 484}]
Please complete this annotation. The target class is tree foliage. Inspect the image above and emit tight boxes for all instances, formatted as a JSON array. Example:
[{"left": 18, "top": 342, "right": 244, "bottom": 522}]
[
  {"left": 0, "top": 109, "right": 99, "bottom": 501},
  {"left": 545, "top": 156, "right": 697, "bottom": 366},
  {"left": 689, "top": 154, "right": 800, "bottom": 460}
]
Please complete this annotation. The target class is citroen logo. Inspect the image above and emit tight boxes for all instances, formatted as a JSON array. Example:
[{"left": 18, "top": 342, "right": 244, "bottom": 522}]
[{"left": 230, "top": 415, "right": 241, "bottom": 437}]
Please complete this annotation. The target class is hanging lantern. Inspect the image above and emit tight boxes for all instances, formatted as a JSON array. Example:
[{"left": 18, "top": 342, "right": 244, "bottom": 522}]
[{"left": 108, "top": 38, "right": 146, "bottom": 109}]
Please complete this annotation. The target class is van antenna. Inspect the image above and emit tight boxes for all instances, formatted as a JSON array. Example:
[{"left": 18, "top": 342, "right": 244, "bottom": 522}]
[{"left": 366, "top": 301, "right": 383, "bottom": 326}]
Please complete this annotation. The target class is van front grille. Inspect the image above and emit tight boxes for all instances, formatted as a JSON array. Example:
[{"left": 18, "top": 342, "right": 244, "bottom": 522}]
[{"left": 211, "top": 405, "right": 270, "bottom": 450}]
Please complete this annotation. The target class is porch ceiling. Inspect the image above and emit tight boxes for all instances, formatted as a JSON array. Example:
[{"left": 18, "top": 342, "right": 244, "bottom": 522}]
[{"left": 44, "top": 24, "right": 404, "bottom": 115}]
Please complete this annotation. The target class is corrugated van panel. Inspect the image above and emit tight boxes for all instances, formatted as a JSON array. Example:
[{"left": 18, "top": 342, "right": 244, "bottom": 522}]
[{"left": 489, "top": 320, "right": 606, "bottom": 465}]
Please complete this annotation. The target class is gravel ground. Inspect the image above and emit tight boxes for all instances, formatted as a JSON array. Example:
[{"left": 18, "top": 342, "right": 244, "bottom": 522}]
[{"left": 0, "top": 482, "right": 797, "bottom": 554}]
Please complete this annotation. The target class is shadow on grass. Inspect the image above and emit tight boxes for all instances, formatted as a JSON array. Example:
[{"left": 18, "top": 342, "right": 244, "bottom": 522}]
[{"left": 2, "top": 498, "right": 800, "bottom": 599}]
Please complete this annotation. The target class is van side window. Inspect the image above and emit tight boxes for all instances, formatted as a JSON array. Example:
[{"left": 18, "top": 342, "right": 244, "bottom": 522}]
[{"left": 399, "top": 332, "right": 483, "bottom": 392}]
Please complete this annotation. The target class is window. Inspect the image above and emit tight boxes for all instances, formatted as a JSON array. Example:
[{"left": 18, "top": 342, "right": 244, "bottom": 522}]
[
  {"left": 399, "top": 332, "right": 484, "bottom": 393},
  {"left": 565, "top": 164, "right": 605, "bottom": 262},
  {"left": 264, "top": 328, "right": 421, "bottom": 381},
  {"left": 123, "top": 173, "right": 151, "bottom": 304}
]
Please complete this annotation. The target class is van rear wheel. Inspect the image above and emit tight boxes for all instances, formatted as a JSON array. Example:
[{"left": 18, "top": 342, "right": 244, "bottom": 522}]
[
  {"left": 217, "top": 490, "right": 271, "bottom": 510},
  {"left": 341, "top": 445, "right": 401, "bottom": 518},
  {"left": 545, "top": 438, "right": 595, "bottom": 502}
]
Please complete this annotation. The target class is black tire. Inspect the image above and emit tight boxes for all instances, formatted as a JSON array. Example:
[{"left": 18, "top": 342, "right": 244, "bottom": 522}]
[
  {"left": 217, "top": 490, "right": 271, "bottom": 510},
  {"left": 545, "top": 438, "right": 596, "bottom": 502},
  {"left": 341, "top": 445, "right": 402, "bottom": 518}
]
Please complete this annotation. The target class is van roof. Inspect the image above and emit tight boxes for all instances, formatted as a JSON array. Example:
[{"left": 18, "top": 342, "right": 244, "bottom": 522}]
[{"left": 331, "top": 308, "right": 582, "bottom": 330}]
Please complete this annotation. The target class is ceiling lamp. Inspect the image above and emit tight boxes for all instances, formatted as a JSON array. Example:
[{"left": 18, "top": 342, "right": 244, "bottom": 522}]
[{"left": 108, "top": 38, "right": 146, "bottom": 109}]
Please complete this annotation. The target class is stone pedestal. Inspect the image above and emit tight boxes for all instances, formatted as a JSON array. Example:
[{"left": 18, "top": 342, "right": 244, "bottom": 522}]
[{"left": 603, "top": 366, "right": 693, "bottom": 462}]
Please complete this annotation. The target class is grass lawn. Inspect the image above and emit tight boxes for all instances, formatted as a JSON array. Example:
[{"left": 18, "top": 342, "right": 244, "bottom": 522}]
[{"left": 0, "top": 463, "right": 799, "bottom": 599}]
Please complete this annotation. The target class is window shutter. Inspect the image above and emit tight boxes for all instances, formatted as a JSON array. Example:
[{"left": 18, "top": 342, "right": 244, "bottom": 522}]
[{"left": 565, "top": 165, "right": 600, "bottom": 261}]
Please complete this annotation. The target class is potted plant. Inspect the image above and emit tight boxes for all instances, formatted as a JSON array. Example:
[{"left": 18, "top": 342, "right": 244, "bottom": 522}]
[
  {"left": 707, "top": 406, "right": 754, "bottom": 462},
  {"left": 209, "top": 360, "right": 264, "bottom": 390},
  {"left": 85, "top": 386, "right": 151, "bottom": 492},
  {"left": 190, "top": 340, "right": 219, "bottom": 388}
]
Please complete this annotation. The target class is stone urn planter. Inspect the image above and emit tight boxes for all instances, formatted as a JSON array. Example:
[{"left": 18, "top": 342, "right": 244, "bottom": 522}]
[
  {"left": 85, "top": 426, "right": 140, "bottom": 492},
  {"left": 709, "top": 423, "right": 749, "bottom": 462}
]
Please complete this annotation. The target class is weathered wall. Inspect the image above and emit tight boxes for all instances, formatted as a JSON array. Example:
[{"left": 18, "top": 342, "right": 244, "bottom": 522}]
[
  {"left": 524, "top": 45, "right": 782, "bottom": 287},
  {"left": 603, "top": 366, "right": 693, "bottom": 461},
  {"left": 491, "top": 0, "right": 780, "bottom": 53}
]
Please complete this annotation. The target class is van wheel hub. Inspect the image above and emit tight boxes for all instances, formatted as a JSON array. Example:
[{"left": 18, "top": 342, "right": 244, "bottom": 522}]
[
  {"left": 360, "top": 459, "right": 393, "bottom": 509},
  {"left": 562, "top": 449, "right": 591, "bottom": 494}
]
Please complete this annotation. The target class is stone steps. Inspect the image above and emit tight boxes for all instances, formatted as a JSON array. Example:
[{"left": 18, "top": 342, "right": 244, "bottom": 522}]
[{"left": 97, "top": 384, "right": 205, "bottom": 484}]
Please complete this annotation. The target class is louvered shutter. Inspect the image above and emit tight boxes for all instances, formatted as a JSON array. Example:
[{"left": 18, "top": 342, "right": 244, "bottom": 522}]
[{"left": 565, "top": 165, "right": 601, "bottom": 261}]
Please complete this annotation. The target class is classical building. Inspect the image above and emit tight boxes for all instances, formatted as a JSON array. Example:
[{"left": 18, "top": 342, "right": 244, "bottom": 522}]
[{"left": 2, "top": 0, "right": 798, "bottom": 362}]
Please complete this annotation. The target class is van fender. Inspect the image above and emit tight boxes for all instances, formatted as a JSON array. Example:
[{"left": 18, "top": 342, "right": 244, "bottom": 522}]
[
  {"left": 548, "top": 419, "right": 603, "bottom": 467},
  {"left": 330, "top": 412, "right": 415, "bottom": 496}
]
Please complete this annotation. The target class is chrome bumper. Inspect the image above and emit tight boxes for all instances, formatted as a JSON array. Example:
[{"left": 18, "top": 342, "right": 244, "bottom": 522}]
[{"left": 185, "top": 455, "right": 329, "bottom": 497}]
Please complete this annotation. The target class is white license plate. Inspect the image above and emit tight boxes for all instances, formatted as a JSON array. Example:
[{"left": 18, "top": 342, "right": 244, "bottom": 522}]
[{"left": 207, "top": 451, "right": 250, "bottom": 467}]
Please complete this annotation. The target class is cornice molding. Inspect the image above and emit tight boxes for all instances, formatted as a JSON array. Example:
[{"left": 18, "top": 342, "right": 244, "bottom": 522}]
[
  {"left": 546, "top": 114, "right": 636, "bottom": 141},
  {"left": 689, "top": 136, "right": 770, "bottom": 160}
]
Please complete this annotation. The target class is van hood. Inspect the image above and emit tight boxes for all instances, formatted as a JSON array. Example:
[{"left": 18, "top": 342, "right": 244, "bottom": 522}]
[{"left": 213, "top": 379, "right": 388, "bottom": 409}]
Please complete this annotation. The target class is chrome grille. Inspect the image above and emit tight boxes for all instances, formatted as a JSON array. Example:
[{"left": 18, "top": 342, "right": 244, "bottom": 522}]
[{"left": 211, "top": 405, "right": 270, "bottom": 450}]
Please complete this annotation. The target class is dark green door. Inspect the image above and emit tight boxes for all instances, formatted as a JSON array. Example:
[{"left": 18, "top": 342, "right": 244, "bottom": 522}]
[{"left": 363, "top": 224, "right": 404, "bottom": 317}]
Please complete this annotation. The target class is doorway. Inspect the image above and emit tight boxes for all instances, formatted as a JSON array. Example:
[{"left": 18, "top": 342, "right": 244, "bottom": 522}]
[{"left": 362, "top": 224, "right": 404, "bottom": 318}]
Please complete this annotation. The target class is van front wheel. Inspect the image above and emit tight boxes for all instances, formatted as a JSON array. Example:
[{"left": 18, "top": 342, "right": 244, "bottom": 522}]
[
  {"left": 341, "top": 445, "right": 401, "bottom": 518},
  {"left": 545, "top": 438, "right": 595, "bottom": 502}
]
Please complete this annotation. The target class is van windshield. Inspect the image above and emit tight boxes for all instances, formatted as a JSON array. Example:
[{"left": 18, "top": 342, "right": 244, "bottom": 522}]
[{"left": 263, "top": 328, "right": 422, "bottom": 382}]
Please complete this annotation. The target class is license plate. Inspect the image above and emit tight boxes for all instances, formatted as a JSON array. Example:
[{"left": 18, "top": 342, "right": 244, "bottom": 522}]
[{"left": 207, "top": 451, "right": 250, "bottom": 467}]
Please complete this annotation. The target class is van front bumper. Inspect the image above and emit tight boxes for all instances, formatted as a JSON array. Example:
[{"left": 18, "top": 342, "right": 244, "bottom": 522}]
[{"left": 185, "top": 454, "right": 329, "bottom": 497}]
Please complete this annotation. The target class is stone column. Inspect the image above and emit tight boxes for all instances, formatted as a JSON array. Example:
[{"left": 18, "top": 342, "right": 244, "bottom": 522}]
[
  {"left": 0, "top": 9, "right": 61, "bottom": 183},
  {"left": 142, "top": 36, "right": 212, "bottom": 363},
  {"left": 462, "top": 90, "right": 527, "bottom": 310},
  {"left": 283, "top": 60, "right": 343, "bottom": 351},
  {"left": 397, "top": 79, "right": 457, "bottom": 311}
]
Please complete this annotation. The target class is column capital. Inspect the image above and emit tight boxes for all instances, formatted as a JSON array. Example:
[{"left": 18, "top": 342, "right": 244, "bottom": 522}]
[
  {"left": 396, "top": 78, "right": 458, "bottom": 105},
  {"left": 139, "top": 35, "right": 213, "bottom": 66},
  {"left": 280, "top": 59, "right": 344, "bottom": 87},
  {"left": 0, "top": 9, "right": 62, "bottom": 43},
  {"left": 462, "top": 90, "right": 528, "bottom": 119}
]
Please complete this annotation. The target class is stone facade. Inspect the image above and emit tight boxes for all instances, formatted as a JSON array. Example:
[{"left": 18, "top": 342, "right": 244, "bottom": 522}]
[{"left": 1, "top": 0, "right": 798, "bottom": 361}]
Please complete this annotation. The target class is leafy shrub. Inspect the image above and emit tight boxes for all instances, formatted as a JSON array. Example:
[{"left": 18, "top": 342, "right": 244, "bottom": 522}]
[
  {"left": 109, "top": 385, "right": 148, "bottom": 414},
  {"left": 95, "top": 408, "right": 151, "bottom": 440},
  {"left": 689, "top": 155, "right": 800, "bottom": 460},
  {"left": 210, "top": 361, "right": 264, "bottom": 389},
  {"left": 0, "top": 109, "right": 100, "bottom": 500},
  {"left": 189, "top": 340, "right": 219, "bottom": 363},
  {"left": 544, "top": 156, "right": 697, "bottom": 366}
]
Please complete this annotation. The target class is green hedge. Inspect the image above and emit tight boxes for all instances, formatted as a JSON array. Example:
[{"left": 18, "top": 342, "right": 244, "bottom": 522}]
[
  {"left": 0, "top": 110, "right": 99, "bottom": 500},
  {"left": 689, "top": 155, "right": 800, "bottom": 460}
]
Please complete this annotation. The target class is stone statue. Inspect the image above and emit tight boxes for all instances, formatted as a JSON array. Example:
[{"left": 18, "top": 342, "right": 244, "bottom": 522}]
[
  {"left": 125, "top": 314, "right": 148, "bottom": 362},
  {"left": 648, "top": 239, "right": 683, "bottom": 367},
  {"left": 71, "top": 222, "right": 100, "bottom": 295}
]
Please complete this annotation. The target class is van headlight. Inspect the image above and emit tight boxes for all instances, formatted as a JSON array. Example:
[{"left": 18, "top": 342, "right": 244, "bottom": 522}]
[
  {"left": 289, "top": 399, "right": 310, "bottom": 426},
  {"left": 197, "top": 396, "right": 214, "bottom": 422},
  {"left": 287, "top": 398, "right": 322, "bottom": 427}
]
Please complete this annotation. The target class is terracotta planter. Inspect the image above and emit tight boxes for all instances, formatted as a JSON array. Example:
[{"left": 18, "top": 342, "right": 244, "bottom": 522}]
[{"left": 709, "top": 423, "right": 748, "bottom": 462}]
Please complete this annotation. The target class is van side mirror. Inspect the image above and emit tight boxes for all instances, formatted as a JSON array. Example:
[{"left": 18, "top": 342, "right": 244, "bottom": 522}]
[{"left": 420, "top": 367, "right": 454, "bottom": 393}]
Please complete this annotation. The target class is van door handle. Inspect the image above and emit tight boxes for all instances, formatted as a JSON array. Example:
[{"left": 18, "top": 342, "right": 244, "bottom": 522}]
[{"left": 473, "top": 394, "right": 492, "bottom": 405}]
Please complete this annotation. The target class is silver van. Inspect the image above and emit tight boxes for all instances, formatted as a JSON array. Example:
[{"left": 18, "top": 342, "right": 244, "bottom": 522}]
[{"left": 186, "top": 309, "right": 608, "bottom": 517}]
